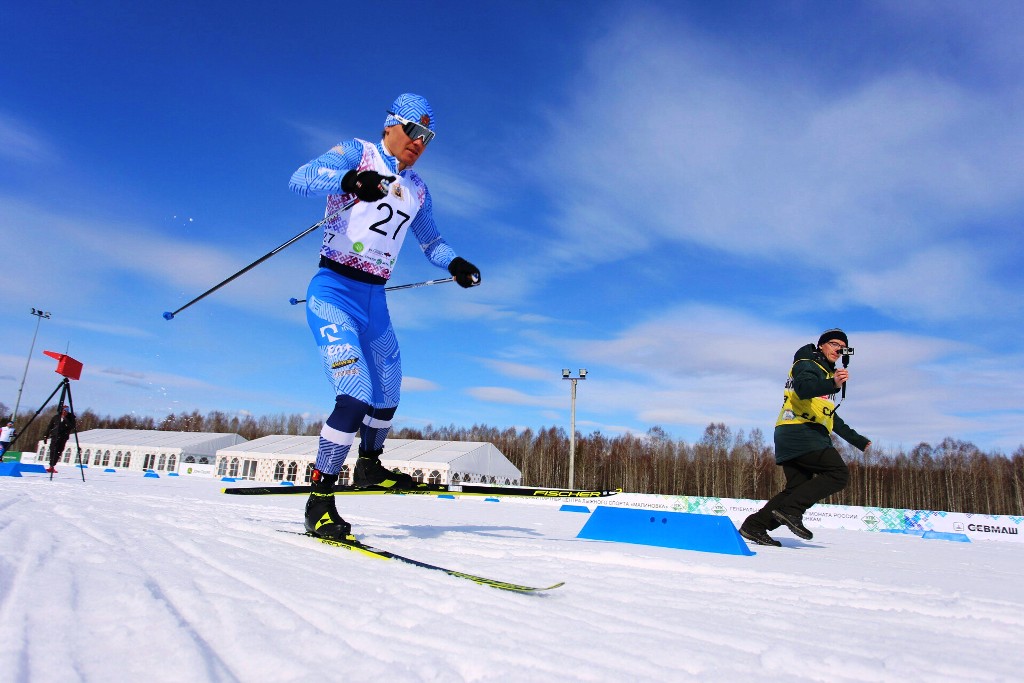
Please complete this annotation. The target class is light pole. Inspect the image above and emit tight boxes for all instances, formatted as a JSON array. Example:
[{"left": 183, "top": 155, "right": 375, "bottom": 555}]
[
  {"left": 561, "top": 368, "right": 588, "bottom": 489},
  {"left": 12, "top": 308, "right": 51, "bottom": 422}
]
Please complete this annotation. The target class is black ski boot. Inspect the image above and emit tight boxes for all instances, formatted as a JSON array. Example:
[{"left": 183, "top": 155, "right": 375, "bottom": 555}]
[
  {"left": 304, "top": 469, "right": 352, "bottom": 539},
  {"left": 353, "top": 448, "right": 416, "bottom": 488}
]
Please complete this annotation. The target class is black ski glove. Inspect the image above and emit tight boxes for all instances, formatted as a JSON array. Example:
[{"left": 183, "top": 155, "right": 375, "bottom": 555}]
[
  {"left": 341, "top": 170, "right": 395, "bottom": 202},
  {"left": 448, "top": 257, "right": 481, "bottom": 288}
]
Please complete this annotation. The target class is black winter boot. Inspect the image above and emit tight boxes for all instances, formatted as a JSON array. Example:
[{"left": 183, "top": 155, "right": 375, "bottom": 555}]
[
  {"left": 739, "top": 525, "right": 782, "bottom": 547},
  {"left": 771, "top": 510, "right": 813, "bottom": 540},
  {"left": 353, "top": 449, "right": 416, "bottom": 488},
  {"left": 304, "top": 470, "right": 352, "bottom": 539}
]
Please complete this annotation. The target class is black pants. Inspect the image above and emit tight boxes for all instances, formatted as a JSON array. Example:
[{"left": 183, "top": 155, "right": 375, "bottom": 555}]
[
  {"left": 49, "top": 439, "right": 68, "bottom": 467},
  {"left": 744, "top": 447, "right": 849, "bottom": 532}
]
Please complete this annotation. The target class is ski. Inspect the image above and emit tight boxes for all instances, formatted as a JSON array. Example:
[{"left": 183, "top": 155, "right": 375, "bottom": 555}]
[
  {"left": 277, "top": 530, "right": 564, "bottom": 593},
  {"left": 224, "top": 483, "right": 620, "bottom": 498}
]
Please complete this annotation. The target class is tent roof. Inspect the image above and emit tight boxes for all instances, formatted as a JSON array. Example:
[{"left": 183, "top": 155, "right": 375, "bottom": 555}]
[
  {"left": 217, "top": 436, "right": 521, "bottom": 477},
  {"left": 64, "top": 429, "right": 246, "bottom": 455}
]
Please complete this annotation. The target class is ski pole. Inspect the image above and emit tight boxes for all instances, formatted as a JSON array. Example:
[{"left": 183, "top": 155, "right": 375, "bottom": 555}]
[
  {"left": 288, "top": 276, "right": 457, "bottom": 305},
  {"left": 163, "top": 198, "right": 358, "bottom": 320}
]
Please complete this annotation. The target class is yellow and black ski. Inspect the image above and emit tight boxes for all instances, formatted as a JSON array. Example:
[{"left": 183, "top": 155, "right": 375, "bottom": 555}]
[
  {"left": 278, "top": 530, "right": 564, "bottom": 593},
  {"left": 224, "top": 483, "right": 620, "bottom": 498}
]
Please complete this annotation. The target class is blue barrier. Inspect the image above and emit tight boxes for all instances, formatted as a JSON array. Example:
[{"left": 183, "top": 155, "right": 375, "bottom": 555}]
[
  {"left": 922, "top": 530, "right": 971, "bottom": 543},
  {"left": 560, "top": 504, "right": 592, "bottom": 513},
  {"left": 19, "top": 463, "right": 48, "bottom": 474},
  {"left": 168, "top": 472, "right": 179, "bottom": 476},
  {"left": 104, "top": 468, "right": 116, "bottom": 473},
  {"left": 438, "top": 494, "right": 456, "bottom": 499},
  {"left": 484, "top": 497, "right": 500, "bottom": 502},
  {"left": 0, "top": 462, "right": 23, "bottom": 477},
  {"left": 577, "top": 506, "right": 754, "bottom": 556},
  {"left": 144, "top": 471, "right": 160, "bottom": 478},
  {"left": 221, "top": 477, "right": 237, "bottom": 482},
  {"left": 279, "top": 481, "right": 294, "bottom": 486}
]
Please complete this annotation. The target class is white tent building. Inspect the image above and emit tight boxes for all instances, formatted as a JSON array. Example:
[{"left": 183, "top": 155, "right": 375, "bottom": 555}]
[
  {"left": 215, "top": 435, "right": 522, "bottom": 486},
  {"left": 34, "top": 429, "right": 246, "bottom": 476}
]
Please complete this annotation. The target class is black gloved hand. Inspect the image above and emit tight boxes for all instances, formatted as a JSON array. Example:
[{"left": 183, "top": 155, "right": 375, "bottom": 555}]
[
  {"left": 448, "top": 256, "right": 481, "bottom": 288},
  {"left": 341, "top": 170, "right": 395, "bottom": 202}
]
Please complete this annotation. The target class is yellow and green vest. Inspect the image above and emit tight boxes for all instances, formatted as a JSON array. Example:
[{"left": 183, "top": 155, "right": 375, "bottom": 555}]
[{"left": 775, "top": 359, "right": 837, "bottom": 432}]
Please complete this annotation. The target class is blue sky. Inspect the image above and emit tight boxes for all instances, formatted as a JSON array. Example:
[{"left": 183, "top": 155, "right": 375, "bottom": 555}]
[{"left": 2, "top": 1, "right": 1022, "bottom": 452}]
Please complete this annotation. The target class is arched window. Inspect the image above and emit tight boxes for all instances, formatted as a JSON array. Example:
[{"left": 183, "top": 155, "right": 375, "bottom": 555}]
[
  {"left": 338, "top": 464, "right": 350, "bottom": 486},
  {"left": 228, "top": 458, "right": 240, "bottom": 477},
  {"left": 114, "top": 452, "right": 122, "bottom": 467},
  {"left": 273, "top": 461, "right": 285, "bottom": 481},
  {"left": 168, "top": 455, "right": 176, "bottom": 471},
  {"left": 93, "top": 451, "right": 102, "bottom": 466},
  {"left": 63, "top": 449, "right": 71, "bottom": 463},
  {"left": 103, "top": 451, "right": 111, "bottom": 466},
  {"left": 83, "top": 449, "right": 91, "bottom": 463},
  {"left": 504, "top": 478, "right": 511, "bottom": 485},
  {"left": 429, "top": 470, "right": 442, "bottom": 485},
  {"left": 287, "top": 462, "right": 298, "bottom": 482},
  {"left": 451, "top": 472, "right": 461, "bottom": 484},
  {"left": 217, "top": 458, "right": 228, "bottom": 476},
  {"left": 412, "top": 469, "right": 424, "bottom": 483},
  {"left": 304, "top": 463, "right": 315, "bottom": 483},
  {"left": 123, "top": 452, "right": 132, "bottom": 468},
  {"left": 157, "top": 454, "right": 167, "bottom": 471},
  {"left": 198, "top": 456, "right": 209, "bottom": 464},
  {"left": 184, "top": 455, "right": 196, "bottom": 463},
  {"left": 143, "top": 453, "right": 155, "bottom": 470}
]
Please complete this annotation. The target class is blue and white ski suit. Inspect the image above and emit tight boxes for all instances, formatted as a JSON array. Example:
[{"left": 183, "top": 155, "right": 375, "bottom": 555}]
[{"left": 289, "top": 137, "right": 457, "bottom": 475}]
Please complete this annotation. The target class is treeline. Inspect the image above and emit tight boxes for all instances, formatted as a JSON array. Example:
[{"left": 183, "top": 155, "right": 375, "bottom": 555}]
[
  {"left": 392, "top": 422, "right": 1024, "bottom": 517},
  {"left": 3, "top": 402, "right": 1021, "bottom": 515}
]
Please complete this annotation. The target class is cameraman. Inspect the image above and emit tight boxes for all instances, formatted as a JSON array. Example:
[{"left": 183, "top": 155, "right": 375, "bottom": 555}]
[
  {"left": 740, "top": 329, "right": 871, "bottom": 546},
  {"left": 44, "top": 406, "right": 76, "bottom": 473}
]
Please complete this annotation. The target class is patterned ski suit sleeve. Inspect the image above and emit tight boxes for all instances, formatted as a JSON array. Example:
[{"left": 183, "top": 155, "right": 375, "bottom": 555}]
[
  {"left": 289, "top": 141, "right": 364, "bottom": 197},
  {"left": 409, "top": 179, "right": 457, "bottom": 270}
]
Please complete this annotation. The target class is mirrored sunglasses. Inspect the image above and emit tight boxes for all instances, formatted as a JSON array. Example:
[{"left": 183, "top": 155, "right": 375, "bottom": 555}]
[{"left": 387, "top": 111, "right": 435, "bottom": 145}]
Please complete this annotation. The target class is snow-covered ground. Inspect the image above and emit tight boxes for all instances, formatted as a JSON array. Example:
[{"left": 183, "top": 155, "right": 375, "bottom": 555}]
[{"left": 1, "top": 469, "right": 1021, "bottom": 682}]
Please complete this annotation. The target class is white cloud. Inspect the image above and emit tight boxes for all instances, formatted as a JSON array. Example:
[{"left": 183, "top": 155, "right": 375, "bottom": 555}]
[
  {"left": 466, "top": 386, "right": 559, "bottom": 409},
  {"left": 0, "top": 113, "right": 54, "bottom": 163},
  {"left": 528, "top": 10, "right": 1024, "bottom": 320},
  {"left": 837, "top": 244, "right": 1019, "bottom": 321},
  {"left": 402, "top": 376, "right": 439, "bottom": 392},
  {"left": 476, "top": 359, "right": 554, "bottom": 382}
]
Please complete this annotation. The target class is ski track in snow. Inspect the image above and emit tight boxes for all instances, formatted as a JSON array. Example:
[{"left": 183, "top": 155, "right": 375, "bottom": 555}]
[{"left": 1, "top": 472, "right": 1022, "bottom": 682}]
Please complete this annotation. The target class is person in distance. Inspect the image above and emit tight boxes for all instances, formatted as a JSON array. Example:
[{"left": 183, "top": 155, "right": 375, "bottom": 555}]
[
  {"left": 289, "top": 93, "right": 481, "bottom": 540},
  {"left": 740, "top": 329, "right": 871, "bottom": 547},
  {"left": 44, "top": 406, "right": 77, "bottom": 474}
]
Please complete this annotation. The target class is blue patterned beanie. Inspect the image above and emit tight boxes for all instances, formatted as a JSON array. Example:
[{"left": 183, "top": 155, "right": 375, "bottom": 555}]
[{"left": 385, "top": 93, "right": 436, "bottom": 132}]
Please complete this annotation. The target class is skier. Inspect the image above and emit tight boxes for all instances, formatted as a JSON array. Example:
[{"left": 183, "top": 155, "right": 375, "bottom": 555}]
[
  {"left": 289, "top": 93, "right": 481, "bottom": 540},
  {"left": 44, "top": 406, "right": 77, "bottom": 473},
  {"left": 0, "top": 421, "right": 15, "bottom": 458},
  {"left": 740, "top": 329, "right": 871, "bottom": 546}
]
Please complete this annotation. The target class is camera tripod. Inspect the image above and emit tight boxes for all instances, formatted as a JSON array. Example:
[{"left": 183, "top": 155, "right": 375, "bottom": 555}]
[{"left": 9, "top": 376, "right": 85, "bottom": 482}]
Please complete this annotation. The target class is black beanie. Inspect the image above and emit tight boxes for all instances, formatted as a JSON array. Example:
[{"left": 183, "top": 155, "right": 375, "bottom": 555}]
[{"left": 817, "top": 328, "right": 848, "bottom": 347}]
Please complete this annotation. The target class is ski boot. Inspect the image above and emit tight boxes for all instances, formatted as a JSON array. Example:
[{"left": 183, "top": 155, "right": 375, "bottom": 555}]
[
  {"left": 353, "top": 448, "right": 416, "bottom": 489},
  {"left": 304, "top": 469, "right": 352, "bottom": 539}
]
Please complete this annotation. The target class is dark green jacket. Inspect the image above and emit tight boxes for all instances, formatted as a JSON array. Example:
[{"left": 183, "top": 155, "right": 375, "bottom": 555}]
[{"left": 773, "top": 343, "right": 870, "bottom": 463}]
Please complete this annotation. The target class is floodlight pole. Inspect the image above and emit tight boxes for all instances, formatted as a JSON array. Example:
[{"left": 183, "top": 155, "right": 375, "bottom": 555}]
[
  {"left": 13, "top": 308, "right": 51, "bottom": 422},
  {"left": 562, "top": 369, "right": 588, "bottom": 489}
]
